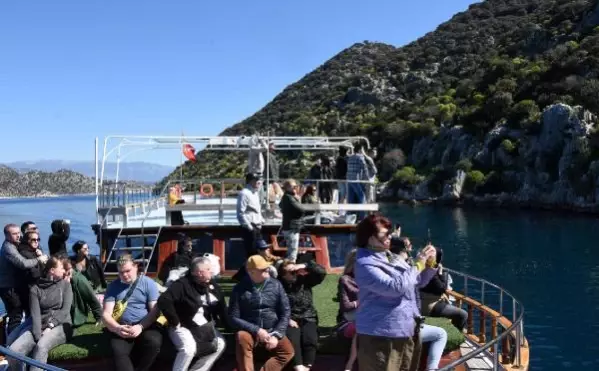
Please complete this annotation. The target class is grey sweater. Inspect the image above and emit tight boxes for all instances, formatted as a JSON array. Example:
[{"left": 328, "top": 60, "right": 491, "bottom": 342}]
[
  {"left": 236, "top": 186, "right": 264, "bottom": 229},
  {"left": 30, "top": 278, "right": 73, "bottom": 341},
  {"left": 0, "top": 240, "right": 40, "bottom": 289}
]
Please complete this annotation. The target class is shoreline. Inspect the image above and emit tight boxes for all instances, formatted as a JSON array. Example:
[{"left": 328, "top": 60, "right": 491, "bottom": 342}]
[{"left": 0, "top": 193, "right": 95, "bottom": 200}]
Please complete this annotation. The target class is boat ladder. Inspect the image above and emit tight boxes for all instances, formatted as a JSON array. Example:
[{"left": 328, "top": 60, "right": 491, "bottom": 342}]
[{"left": 103, "top": 227, "right": 162, "bottom": 275}]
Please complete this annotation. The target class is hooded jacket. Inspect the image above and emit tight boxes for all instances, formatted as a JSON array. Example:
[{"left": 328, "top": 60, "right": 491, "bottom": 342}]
[
  {"left": 30, "top": 277, "right": 73, "bottom": 341},
  {"left": 0, "top": 240, "right": 40, "bottom": 289},
  {"left": 48, "top": 220, "right": 70, "bottom": 257},
  {"left": 72, "top": 255, "right": 106, "bottom": 291},
  {"left": 70, "top": 270, "right": 102, "bottom": 327}
]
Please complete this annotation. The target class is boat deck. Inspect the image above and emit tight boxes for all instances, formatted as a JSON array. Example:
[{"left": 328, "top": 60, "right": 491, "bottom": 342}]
[
  {"left": 100, "top": 195, "right": 364, "bottom": 230},
  {"left": 461, "top": 340, "right": 502, "bottom": 370}
]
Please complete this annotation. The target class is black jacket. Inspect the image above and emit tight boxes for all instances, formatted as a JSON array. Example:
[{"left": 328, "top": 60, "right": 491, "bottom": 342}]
[
  {"left": 158, "top": 248, "right": 195, "bottom": 283},
  {"left": 279, "top": 193, "right": 304, "bottom": 232},
  {"left": 157, "top": 274, "right": 228, "bottom": 330},
  {"left": 72, "top": 256, "right": 106, "bottom": 291},
  {"left": 279, "top": 260, "right": 326, "bottom": 322},
  {"left": 17, "top": 244, "right": 44, "bottom": 285},
  {"left": 228, "top": 277, "right": 290, "bottom": 339},
  {"left": 48, "top": 220, "right": 70, "bottom": 257},
  {"left": 420, "top": 271, "right": 448, "bottom": 296}
]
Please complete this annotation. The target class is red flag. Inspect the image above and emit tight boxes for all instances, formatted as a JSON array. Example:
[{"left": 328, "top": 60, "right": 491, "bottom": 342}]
[{"left": 182, "top": 143, "right": 196, "bottom": 162}]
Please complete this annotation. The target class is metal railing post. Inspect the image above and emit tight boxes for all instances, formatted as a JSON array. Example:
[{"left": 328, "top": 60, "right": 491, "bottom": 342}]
[
  {"left": 481, "top": 281, "right": 485, "bottom": 305},
  {"left": 515, "top": 322, "right": 522, "bottom": 367},
  {"left": 493, "top": 341, "right": 499, "bottom": 371}
]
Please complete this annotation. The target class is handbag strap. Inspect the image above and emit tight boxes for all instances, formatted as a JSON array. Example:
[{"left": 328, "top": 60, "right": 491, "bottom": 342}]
[{"left": 122, "top": 277, "right": 140, "bottom": 304}]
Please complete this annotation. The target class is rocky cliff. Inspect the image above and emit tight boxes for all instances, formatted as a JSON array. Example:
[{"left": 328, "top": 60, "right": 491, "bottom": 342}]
[
  {"left": 0, "top": 166, "right": 96, "bottom": 197},
  {"left": 162, "top": 0, "right": 599, "bottom": 212}
]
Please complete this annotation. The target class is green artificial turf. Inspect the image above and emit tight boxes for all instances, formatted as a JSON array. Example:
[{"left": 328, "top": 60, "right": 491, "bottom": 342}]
[{"left": 49, "top": 274, "right": 464, "bottom": 361}]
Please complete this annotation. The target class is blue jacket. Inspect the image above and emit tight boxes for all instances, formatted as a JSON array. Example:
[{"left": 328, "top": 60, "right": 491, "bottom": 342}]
[
  {"left": 354, "top": 248, "right": 436, "bottom": 338},
  {"left": 228, "top": 277, "right": 290, "bottom": 339}
]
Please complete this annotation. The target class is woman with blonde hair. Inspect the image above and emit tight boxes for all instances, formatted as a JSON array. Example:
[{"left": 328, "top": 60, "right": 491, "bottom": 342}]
[{"left": 336, "top": 249, "right": 358, "bottom": 371}]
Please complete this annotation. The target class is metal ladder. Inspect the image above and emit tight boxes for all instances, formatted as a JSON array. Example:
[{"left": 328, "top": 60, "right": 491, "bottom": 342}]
[{"left": 103, "top": 228, "right": 162, "bottom": 274}]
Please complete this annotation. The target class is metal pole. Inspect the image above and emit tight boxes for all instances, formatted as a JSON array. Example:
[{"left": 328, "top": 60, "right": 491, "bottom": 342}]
[
  {"left": 492, "top": 341, "right": 498, "bottom": 371},
  {"left": 266, "top": 133, "right": 270, "bottom": 210},
  {"left": 499, "top": 289, "right": 504, "bottom": 315},
  {"left": 481, "top": 281, "right": 485, "bottom": 305},
  {"left": 100, "top": 137, "right": 109, "bottom": 186},
  {"left": 180, "top": 131, "right": 184, "bottom": 181},
  {"left": 116, "top": 145, "right": 121, "bottom": 183},
  {"left": 515, "top": 323, "right": 522, "bottom": 367},
  {"left": 95, "top": 137, "right": 99, "bottom": 223}
]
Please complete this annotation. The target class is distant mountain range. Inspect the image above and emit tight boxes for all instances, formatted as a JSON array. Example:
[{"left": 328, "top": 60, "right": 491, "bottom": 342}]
[{"left": 4, "top": 160, "right": 173, "bottom": 183}]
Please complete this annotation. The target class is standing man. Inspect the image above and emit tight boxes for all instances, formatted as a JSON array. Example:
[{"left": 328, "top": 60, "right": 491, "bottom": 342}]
[
  {"left": 346, "top": 142, "right": 377, "bottom": 220},
  {"left": 237, "top": 173, "right": 265, "bottom": 258},
  {"left": 365, "top": 148, "right": 378, "bottom": 203},
  {"left": 0, "top": 224, "right": 48, "bottom": 337}
]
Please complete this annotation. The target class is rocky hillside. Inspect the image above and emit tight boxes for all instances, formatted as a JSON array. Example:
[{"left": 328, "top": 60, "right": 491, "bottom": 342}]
[
  {"left": 163, "top": 0, "right": 599, "bottom": 211},
  {"left": 0, "top": 166, "right": 96, "bottom": 197}
]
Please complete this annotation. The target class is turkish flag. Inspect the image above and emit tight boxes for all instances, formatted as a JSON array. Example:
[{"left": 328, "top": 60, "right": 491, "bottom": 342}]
[{"left": 183, "top": 143, "right": 196, "bottom": 162}]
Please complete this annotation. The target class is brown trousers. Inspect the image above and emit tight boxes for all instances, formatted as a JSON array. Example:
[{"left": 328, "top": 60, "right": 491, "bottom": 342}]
[
  {"left": 235, "top": 330, "right": 295, "bottom": 371},
  {"left": 357, "top": 333, "right": 422, "bottom": 371}
]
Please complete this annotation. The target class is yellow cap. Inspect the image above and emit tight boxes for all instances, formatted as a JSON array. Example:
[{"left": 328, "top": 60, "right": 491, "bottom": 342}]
[{"left": 246, "top": 255, "right": 272, "bottom": 270}]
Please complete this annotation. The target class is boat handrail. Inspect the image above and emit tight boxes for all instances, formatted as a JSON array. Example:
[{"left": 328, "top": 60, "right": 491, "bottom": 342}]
[
  {"left": 438, "top": 268, "right": 527, "bottom": 370},
  {"left": 0, "top": 344, "right": 66, "bottom": 371},
  {"left": 98, "top": 177, "right": 376, "bottom": 208}
]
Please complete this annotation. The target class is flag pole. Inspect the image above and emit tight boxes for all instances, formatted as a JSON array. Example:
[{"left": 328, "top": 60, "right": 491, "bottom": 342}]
[{"left": 180, "top": 131, "right": 184, "bottom": 181}]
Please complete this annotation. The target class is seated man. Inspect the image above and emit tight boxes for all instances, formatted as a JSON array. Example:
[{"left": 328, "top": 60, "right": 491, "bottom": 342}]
[
  {"left": 102, "top": 254, "right": 163, "bottom": 371},
  {"left": 158, "top": 235, "right": 196, "bottom": 285},
  {"left": 228, "top": 255, "right": 294, "bottom": 371}
]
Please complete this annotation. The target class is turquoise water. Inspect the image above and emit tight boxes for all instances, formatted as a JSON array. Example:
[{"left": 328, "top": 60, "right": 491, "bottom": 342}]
[{"left": 1, "top": 196, "right": 598, "bottom": 369}]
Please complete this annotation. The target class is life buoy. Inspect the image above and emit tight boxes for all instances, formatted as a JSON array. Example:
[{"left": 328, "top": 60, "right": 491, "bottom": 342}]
[{"left": 200, "top": 183, "right": 214, "bottom": 197}]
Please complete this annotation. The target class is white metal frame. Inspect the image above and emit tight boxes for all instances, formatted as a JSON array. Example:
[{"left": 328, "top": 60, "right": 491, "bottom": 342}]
[{"left": 94, "top": 134, "right": 370, "bottom": 215}]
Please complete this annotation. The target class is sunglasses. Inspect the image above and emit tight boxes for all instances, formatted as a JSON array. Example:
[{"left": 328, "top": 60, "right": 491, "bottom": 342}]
[{"left": 29, "top": 238, "right": 40, "bottom": 242}]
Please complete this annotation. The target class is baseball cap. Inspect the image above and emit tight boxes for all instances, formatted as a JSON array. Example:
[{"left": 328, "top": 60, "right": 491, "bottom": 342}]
[
  {"left": 246, "top": 255, "right": 271, "bottom": 270},
  {"left": 256, "top": 239, "right": 270, "bottom": 250}
]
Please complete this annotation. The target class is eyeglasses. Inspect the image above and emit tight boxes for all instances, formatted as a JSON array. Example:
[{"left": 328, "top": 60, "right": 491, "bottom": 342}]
[
  {"left": 376, "top": 230, "right": 391, "bottom": 239},
  {"left": 29, "top": 238, "right": 40, "bottom": 242}
]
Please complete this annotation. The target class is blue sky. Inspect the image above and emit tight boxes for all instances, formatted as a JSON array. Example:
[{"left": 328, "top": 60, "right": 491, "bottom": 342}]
[{"left": 0, "top": 0, "right": 478, "bottom": 167}]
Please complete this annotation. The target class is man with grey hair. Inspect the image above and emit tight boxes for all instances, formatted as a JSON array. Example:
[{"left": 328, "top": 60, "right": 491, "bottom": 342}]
[
  {"left": 158, "top": 256, "right": 228, "bottom": 371},
  {"left": 0, "top": 223, "right": 48, "bottom": 337}
]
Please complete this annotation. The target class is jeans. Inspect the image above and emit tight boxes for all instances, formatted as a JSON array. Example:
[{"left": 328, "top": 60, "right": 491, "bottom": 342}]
[
  {"left": 420, "top": 324, "right": 447, "bottom": 370},
  {"left": 8, "top": 324, "right": 70, "bottom": 371},
  {"left": 347, "top": 183, "right": 366, "bottom": 220},
  {"left": 0, "top": 287, "right": 27, "bottom": 337},
  {"left": 430, "top": 302, "right": 468, "bottom": 331},
  {"left": 6, "top": 317, "right": 32, "bottom": 347},
  {"left": 286, "top": 320, "right": 318, "bottom": 367},
  {"left": 283, "top": 231, "right": 299, "bottom": 262},
  {"left": 109, "top": 324, "right": 163, "bottom": 371},
  {"left": 337, "top": 182, "right": 347, "bottom": 202},
  {"left": 169, "top": 327, "right": 226, "bottom": 371}
]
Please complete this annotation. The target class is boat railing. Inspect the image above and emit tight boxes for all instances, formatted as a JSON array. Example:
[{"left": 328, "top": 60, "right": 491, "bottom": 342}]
[
  {"left": 439, "top": 268, "right": 528, "bottom": 370},
  {"left": 0, "top": 344, "right": 66, "bottom": 371}
]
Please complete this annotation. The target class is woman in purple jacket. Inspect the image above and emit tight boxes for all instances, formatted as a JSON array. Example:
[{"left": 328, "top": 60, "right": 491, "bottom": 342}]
[{"left": 354, "top": 214, "right": 437, "bottom": 371}]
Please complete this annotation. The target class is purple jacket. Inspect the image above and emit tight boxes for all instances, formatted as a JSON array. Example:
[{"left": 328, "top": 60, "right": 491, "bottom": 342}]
[{"left": 354, "top": 248, "right": 436, "bottom": 338}]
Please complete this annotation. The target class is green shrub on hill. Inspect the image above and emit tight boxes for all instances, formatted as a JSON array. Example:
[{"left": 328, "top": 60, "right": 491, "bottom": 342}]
[{"left": 158, "top": 0, "right": 599, "bottom": 194}]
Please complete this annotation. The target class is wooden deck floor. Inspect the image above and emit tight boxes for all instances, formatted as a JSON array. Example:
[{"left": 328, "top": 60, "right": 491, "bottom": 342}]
[{"left": 460, "top": 340, "right": 502, "bottom": 371}]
